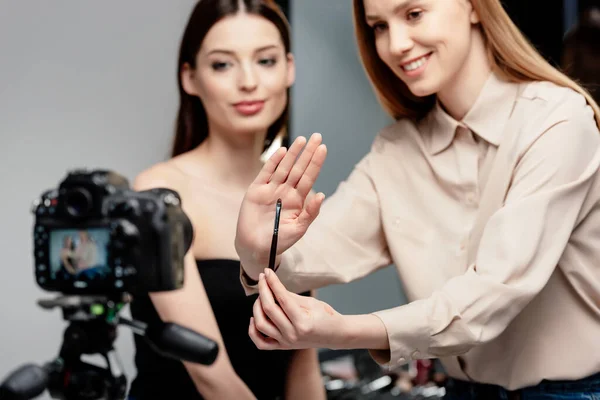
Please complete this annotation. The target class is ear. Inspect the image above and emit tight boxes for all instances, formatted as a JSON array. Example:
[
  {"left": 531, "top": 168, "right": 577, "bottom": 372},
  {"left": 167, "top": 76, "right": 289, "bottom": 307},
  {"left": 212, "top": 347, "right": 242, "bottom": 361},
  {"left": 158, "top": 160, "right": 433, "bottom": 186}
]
[
  {"left": 468, "top": 1, "right": 480, "bottom": 24},
  {"left": 181, "top": 62, "right": 199, "bottom": 96},
  {"left": 285, "top": 53, "right": 296, "bottom": 88}
]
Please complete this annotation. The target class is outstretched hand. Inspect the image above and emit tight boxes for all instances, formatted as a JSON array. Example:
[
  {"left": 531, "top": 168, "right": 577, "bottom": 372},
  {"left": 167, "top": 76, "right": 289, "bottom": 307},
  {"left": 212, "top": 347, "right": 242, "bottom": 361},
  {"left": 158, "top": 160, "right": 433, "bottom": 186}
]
[{"left": 235, "top": 133, "right": 328, "bottom": 273}]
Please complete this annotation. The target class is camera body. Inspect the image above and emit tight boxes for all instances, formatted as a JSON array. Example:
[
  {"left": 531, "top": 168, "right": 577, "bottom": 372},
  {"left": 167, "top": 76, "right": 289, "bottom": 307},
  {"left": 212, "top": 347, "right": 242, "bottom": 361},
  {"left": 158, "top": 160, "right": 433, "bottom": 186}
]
[{"left": 32, "top": 169, "right": 193, "bottom": 295}]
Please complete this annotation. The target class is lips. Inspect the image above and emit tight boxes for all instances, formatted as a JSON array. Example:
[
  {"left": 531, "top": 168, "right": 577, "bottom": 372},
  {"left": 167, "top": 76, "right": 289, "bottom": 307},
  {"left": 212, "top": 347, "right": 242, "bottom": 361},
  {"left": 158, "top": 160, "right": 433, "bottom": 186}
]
[
  {"left": 233, "top": 100, "right": 265, "bottom": 116},
  {"left": 400, "top": 52, "right": 432, "bottom": 72}
]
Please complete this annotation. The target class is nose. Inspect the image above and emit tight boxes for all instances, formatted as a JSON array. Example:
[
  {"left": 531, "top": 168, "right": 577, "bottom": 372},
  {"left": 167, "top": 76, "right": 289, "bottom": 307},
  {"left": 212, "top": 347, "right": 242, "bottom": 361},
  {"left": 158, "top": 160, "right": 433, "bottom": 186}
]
[
  {"left": 238, "top": 63, "right": 258, "bottom": 92},
  {"left": 388, "top": 23, "right": 414, "bottom": 56}
]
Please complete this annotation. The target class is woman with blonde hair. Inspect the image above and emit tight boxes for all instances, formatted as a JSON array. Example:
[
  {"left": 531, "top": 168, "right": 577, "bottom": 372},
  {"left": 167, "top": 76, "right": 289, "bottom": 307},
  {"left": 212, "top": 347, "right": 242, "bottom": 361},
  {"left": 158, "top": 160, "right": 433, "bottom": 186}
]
[{"left": 234, "top": 0, "right": 600, "bottom": 398}]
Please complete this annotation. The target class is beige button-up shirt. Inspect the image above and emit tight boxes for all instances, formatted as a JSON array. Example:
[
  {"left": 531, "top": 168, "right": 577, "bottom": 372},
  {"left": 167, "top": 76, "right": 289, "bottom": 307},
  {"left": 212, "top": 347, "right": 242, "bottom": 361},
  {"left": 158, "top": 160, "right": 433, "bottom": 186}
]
[{"left": 241, "top": 72, "right": 600, "bottom": 390}]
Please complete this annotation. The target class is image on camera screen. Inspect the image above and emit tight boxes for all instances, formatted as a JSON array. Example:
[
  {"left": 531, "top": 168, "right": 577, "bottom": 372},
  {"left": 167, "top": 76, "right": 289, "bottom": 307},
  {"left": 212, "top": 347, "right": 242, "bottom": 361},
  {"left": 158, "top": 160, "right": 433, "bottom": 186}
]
[{"left": 49, "top": 228, "right": 111, "bottom": 282}]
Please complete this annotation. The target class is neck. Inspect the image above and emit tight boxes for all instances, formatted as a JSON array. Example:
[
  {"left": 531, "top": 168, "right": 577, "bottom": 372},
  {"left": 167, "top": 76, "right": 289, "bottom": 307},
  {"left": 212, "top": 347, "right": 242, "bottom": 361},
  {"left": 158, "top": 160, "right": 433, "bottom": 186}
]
[
  {"left": 194, "top": 127, "right": 267, "bottom": 191},
  {"left": 437, "top": 28, "right": 492, "bottom": 120}
]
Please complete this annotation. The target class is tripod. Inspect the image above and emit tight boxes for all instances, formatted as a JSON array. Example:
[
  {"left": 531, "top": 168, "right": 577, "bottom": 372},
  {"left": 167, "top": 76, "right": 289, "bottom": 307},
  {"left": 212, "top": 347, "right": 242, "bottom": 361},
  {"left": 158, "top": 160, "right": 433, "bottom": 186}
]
[{"left": 0, "top": 294, "right": 218, "bottom": 400}]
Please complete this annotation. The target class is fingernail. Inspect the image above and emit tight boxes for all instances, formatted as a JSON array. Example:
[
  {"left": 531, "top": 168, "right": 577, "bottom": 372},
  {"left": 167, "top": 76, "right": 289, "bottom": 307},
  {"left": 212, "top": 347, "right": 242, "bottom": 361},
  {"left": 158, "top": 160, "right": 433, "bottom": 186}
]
[
  {"left": 259, "top": 273, "right": 264, "bottom": 280},
  {"left": 265, "top": 269, "right": 271, "bottom": 277}
]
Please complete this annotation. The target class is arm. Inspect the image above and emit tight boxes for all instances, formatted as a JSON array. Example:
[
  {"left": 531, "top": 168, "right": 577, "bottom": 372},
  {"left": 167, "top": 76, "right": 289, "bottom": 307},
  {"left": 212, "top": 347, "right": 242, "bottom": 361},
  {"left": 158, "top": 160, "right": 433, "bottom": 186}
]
[
  {"left": 248, "top": 104, "right": 600, "bottom": 365},
  {"left": 284, "top": 291, "right": 326, "bottom": 400},
  {"left": 364, "top": 106, "right": 600, "bottom": 366},
  {"left": 285, "top": 349, "right": 325, "bottom": 400},
  {"left": 152, "top": 254, "right": 256, "bottom": 399},
  {"left": 61, "top": 251, "right": 76, "bottom": 274},
  {"left": 134, "top": 170, "right": 256, "bottom": 400},
  {"left": 238, "top": 134, "right": 392, "bottom": 295}
]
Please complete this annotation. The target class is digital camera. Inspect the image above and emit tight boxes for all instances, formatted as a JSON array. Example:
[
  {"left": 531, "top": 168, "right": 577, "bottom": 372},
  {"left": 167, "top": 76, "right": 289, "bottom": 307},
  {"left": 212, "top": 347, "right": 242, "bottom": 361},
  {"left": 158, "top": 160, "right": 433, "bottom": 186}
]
[{"left": 31, "top": 169, "right": 193, "bottom": 295}]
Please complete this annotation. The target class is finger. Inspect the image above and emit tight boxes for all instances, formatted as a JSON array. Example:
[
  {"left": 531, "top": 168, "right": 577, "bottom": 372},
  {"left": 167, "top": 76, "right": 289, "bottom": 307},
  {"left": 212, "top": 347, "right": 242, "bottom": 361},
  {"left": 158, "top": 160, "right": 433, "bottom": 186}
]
[
  {"left": 249, "top": 317, "right": 280, "bottom": 350},
  {"left": 268, "top": 136, "right": 307, "bottom": 184},
  {"left": 263, "top": 269, "right": 304, "bottom": 323},
  {"left": 254, "top": 146, "right": 287, "bottom": 184},
  {"left": 252, "top": 297, "right": 283, "bottom": 341},
  {"left": 287, "top": 133, "right": 323, "bottom": 188},
  {"left": 298, "top": 192, "right": 325, "bottom": 228},
  {"left": 296, "top": 144, "right": 327, "bottom": 198},
  {"left": 258, "top": 273, "right": 296, "bottom": 337}
]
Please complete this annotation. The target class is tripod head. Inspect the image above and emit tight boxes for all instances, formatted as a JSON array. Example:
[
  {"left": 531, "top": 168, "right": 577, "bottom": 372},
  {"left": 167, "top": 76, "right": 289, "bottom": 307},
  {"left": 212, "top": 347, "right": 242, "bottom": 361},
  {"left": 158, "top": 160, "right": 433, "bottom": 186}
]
[{"left": 0, "top": 294, "right": 218, "bottom": 400}]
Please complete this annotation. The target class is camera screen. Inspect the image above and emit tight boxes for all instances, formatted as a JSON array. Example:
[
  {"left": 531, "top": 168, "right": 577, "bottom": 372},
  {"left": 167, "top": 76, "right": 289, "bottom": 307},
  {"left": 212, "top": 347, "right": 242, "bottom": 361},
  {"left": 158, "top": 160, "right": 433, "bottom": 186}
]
[{"left": 48, "top": 228, "right": 111, "bottom": 282}]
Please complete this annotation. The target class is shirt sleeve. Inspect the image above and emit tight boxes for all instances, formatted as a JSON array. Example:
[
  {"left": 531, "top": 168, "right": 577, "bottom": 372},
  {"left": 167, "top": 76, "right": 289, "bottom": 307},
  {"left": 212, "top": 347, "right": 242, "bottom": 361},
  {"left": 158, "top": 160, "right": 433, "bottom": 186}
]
[
  {"left": 369, "top": 106, "right": 600, "bottom": 367},
  {"left": 241, "top": 143, "right": 393, "bottom": 295}
]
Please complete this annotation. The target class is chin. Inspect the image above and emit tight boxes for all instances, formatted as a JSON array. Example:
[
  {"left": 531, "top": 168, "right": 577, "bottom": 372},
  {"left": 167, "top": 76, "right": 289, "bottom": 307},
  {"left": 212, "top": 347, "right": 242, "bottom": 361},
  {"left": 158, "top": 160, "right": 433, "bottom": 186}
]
[
  {"left": 230, "top": 119, "right": 273, "bottom": 135},
  {"left": 405, "top": 80, "right": 439, "bottom": 98}
]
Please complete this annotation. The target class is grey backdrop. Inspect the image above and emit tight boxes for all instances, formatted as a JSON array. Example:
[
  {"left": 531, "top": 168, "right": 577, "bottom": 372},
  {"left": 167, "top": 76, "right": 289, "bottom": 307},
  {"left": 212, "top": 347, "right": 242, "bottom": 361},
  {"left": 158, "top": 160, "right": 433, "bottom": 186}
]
[{"left": 0, "top": 1, "right": 199, "bottom": 396}]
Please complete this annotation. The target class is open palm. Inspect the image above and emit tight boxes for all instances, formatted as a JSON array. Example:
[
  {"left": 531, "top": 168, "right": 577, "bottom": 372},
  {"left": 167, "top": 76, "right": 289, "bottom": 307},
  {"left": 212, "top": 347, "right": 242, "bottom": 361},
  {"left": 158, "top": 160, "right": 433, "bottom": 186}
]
[{"left": 235, "top": 133, "right": 327, "bottom": 269}]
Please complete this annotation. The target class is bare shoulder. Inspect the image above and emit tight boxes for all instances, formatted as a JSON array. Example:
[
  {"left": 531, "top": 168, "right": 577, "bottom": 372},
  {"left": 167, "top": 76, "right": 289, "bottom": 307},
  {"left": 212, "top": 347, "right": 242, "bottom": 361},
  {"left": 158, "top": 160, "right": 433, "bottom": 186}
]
[{"left": 133, "top": 159, "right": 187, "bottom": 193}]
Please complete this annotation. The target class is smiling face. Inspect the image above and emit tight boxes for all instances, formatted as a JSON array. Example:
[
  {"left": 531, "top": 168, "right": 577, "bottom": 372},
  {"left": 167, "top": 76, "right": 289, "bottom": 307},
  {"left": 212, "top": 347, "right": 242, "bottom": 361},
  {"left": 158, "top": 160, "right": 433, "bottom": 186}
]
[
  {"left": 363, "top": 0, "right": 480, "bottom": 98},
  {"left": 181, "top": 12, "right": 295, "bottom": 137}
]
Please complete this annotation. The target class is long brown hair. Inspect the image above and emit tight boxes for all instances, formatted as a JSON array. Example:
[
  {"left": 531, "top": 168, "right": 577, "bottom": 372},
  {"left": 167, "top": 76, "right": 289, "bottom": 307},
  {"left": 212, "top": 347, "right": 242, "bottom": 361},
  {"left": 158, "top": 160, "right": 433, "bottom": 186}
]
[
  {"left": 352, "top": 0, "right": 600, "bottom": 127},
  {"left": 171, "top": 0, "right": 291, "bottom": 158}
]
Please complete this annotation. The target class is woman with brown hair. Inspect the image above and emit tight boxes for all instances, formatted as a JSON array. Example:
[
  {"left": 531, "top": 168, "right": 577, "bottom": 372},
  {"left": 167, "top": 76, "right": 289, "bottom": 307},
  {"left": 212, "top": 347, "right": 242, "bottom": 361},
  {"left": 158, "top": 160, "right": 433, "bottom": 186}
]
[
  {"left": 127, "top": 1, "right": 324, "bottom": 399},
  {"left": 235, "top": 0, "right": 600, "bottom": 398}
]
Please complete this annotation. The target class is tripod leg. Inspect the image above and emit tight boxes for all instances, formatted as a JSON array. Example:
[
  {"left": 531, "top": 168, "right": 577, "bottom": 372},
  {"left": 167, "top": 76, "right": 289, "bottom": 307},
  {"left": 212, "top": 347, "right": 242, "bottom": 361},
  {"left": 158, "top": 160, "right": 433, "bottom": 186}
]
[{"left": 102, "top": 350, "right": 127, "bottom": 400}]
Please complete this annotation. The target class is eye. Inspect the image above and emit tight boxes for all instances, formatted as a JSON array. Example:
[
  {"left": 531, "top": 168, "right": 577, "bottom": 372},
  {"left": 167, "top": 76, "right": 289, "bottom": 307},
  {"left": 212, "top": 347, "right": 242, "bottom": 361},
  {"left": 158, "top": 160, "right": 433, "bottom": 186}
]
[
  {"left": 372, "top": 22, "right": 388, "bottom": 34},
  {"left": 211, "top": 61, "right": 231, "bottom": 71},
  {"left": 407, "top": 9, "right": 423, "bottom": 21},
  {"left": 258, "top": 57, "right": 277, "bottom": 67}
]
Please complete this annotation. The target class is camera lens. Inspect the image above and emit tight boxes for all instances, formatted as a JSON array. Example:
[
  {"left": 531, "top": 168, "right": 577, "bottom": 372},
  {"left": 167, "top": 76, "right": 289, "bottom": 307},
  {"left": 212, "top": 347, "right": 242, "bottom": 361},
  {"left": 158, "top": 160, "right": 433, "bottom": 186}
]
[{"left": 64, "top": 188, "right": 92, "bottom": 218}]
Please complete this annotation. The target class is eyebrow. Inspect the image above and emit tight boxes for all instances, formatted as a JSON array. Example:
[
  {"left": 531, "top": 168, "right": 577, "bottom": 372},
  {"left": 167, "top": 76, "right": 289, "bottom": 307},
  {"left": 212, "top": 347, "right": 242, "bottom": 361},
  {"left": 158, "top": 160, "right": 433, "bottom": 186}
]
[
  {"left": 365, "top": 0, "right": 421, "bottom": 21},
  {"left": 206, "top": 44, "right": 280, "bottom": 56}
]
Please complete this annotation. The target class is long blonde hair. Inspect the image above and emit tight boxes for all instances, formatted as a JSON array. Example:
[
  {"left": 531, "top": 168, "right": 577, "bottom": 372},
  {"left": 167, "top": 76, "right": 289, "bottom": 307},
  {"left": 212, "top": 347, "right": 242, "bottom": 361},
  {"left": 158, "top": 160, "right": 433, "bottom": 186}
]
[{"left": 352, "top": 0, "right": 600, "bottom": 128}]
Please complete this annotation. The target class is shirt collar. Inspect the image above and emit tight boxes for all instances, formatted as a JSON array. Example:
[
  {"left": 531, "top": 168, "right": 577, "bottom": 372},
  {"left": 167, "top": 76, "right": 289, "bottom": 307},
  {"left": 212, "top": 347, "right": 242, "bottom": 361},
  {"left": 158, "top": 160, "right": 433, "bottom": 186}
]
[{"left": 420, "top": 71, "right": 520, "bottom": 155}]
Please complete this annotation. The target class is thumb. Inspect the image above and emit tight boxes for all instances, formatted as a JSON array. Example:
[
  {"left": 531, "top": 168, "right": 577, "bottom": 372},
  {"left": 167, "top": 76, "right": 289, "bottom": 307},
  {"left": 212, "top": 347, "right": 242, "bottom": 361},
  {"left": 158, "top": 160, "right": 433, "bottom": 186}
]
[{"left": 297, "top": 192, "right": 325, "bottom": 228}]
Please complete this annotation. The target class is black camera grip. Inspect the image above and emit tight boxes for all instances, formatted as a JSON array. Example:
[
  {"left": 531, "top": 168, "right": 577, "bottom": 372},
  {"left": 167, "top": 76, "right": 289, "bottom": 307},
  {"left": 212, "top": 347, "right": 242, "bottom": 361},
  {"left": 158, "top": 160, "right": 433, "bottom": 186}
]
[
  {"left": 0, "top": 364, "right": 48, "bottom": 400},
  {"left": 144, "top": 322, "right": 219, "bottom": 366}
]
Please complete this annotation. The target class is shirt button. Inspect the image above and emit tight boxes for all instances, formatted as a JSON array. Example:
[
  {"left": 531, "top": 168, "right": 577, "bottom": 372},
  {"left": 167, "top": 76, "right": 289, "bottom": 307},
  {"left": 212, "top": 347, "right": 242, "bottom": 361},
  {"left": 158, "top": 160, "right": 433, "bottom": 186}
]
[
  {"left": 398, "top": 356, "right": 406, "bottom": 364},
  {"left": 456, "top": 237, "right": 468, "bottom": 255},
  {"left": 411, "top": 350, "right": 421, "bottom": 359}
]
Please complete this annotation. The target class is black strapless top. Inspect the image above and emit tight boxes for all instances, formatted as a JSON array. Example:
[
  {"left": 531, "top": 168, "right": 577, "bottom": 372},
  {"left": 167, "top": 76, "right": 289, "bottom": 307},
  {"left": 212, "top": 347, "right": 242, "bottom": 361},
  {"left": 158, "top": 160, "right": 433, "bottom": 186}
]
[{"left": 128, "top": 259, "right": 306, "bottom": 399}]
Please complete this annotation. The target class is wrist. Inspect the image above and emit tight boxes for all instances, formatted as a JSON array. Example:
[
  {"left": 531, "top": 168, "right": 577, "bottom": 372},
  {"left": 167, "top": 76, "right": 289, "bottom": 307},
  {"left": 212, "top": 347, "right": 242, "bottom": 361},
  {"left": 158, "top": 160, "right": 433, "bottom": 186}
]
[
  {"left": 235, "top": 242, "right": 263, "bottom": 281},
  {"left": 339, "top": 314, "right": 389, "bottom": 351},
  {"left": 239, "top": 254, "right": 282, "bottom": 282}
]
